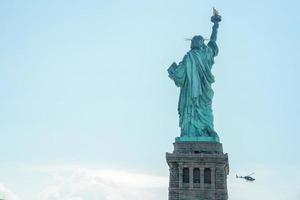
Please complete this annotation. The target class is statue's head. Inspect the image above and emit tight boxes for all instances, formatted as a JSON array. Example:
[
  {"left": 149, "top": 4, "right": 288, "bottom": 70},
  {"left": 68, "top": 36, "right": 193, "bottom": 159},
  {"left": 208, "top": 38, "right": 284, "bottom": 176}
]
[{"left": 190, "top": 35, "right": 205, "bottom": 50}]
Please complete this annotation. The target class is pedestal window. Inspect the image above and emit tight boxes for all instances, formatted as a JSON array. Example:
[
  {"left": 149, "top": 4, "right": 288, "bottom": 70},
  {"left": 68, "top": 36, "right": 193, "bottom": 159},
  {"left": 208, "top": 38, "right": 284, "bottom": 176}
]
[
  {"left": 193, "top": 168, "right": 200, "bottom": 183},
  {"left": 204, "top": 168, "right": 211, "bottom": 184},
  {"left": 183, "top": 168, "right": 189, "bottom": 183}
]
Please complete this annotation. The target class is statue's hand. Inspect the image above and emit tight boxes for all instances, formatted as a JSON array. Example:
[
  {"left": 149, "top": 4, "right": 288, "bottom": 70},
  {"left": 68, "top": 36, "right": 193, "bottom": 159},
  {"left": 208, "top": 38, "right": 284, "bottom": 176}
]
[{"left": 211, "top": 15, "right": 221, "bottom": 23}]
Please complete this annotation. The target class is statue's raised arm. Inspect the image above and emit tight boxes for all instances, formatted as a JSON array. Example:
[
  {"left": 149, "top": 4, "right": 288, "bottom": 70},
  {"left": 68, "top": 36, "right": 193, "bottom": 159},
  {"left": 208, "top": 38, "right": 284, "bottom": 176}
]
[
  {"left": 210, "top": 8, "right": 222, "bottom": 42},
  {"left": 207, "top": 7, "right": 221, "bottom": 57}
]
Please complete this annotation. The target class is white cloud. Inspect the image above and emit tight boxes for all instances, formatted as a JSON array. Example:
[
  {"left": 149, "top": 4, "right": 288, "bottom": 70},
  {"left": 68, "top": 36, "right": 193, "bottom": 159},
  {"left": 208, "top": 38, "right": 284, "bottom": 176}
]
[
  {"left": 0, "top": 183, "right": 20, "bottom": 200},
  {"left": 36, "top": 166, "right": 168, "bottom": 200}
]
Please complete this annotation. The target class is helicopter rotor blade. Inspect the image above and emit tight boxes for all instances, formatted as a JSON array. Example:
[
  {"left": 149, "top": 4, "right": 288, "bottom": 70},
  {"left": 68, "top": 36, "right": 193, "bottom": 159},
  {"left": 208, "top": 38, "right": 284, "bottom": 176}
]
[{"left": 247, "top": 172, "right": 255, "bottom": 176}]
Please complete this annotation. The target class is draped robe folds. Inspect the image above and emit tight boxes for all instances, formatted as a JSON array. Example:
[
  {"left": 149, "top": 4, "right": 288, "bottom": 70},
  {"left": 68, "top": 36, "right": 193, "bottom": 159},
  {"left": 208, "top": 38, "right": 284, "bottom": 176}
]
[{"left": 168, "top": 41, "right": 219, "bottom": 138}]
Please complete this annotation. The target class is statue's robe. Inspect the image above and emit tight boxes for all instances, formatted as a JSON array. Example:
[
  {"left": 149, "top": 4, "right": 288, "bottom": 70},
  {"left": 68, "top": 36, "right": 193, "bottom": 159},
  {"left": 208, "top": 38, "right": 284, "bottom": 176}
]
[{"left": 168, "top": 41, "right": 219, "bottom": 138}]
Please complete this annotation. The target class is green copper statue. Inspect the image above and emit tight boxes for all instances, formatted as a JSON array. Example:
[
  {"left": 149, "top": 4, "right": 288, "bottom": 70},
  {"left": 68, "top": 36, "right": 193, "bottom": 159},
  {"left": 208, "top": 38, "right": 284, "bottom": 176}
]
[{"left": 168, "top": 8, "right": 222, "bottom": 142}]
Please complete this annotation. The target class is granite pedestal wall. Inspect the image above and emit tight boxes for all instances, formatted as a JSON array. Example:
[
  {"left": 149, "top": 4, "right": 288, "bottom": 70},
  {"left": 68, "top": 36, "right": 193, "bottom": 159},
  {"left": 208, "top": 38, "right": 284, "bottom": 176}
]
[{"left": 166, "top": 141, "right": 229, "bottom": 200}]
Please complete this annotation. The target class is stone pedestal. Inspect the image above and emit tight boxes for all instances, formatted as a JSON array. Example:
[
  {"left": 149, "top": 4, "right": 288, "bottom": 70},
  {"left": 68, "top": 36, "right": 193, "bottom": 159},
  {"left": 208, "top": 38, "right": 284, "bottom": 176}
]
[{"left": 166, "top": 141, "right": 229, "bottom": 200}]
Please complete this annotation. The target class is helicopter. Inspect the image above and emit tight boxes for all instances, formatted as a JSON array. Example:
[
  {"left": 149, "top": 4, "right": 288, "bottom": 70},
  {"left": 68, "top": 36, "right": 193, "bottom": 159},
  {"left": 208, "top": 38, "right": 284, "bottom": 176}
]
[{"left": 236, "top": 172, "right": 255, "bottom": 182}]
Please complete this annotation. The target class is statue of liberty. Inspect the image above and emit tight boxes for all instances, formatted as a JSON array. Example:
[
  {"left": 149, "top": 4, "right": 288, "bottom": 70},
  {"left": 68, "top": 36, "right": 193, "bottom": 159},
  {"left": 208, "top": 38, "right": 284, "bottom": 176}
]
[{"left": 168, "top": 8, "right": 222, "bottom": 142}]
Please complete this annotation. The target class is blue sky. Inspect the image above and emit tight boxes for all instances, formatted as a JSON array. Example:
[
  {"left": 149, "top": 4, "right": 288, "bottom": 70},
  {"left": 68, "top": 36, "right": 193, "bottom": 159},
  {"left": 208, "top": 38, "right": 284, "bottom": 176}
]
[{"left": 0, "top": 0, "right": 300, "bottom": 199}]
